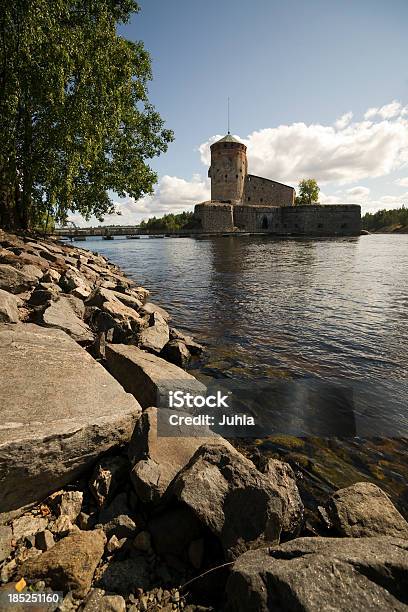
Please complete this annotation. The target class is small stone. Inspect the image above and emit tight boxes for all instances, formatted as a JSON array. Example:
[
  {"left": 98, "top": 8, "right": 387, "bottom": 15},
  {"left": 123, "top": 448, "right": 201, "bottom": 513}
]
[
  {"left": 102, "top": 515, "right": 137, "bottom": 539},
  {"left": 77, "top": 511, "right": 93, "bottom": 530},
  {"left": 139, "top": 595, "right": 149, "bottom": 611},
  {"left": 35, "top": 529, "right": 55, "bottom": 551},
  {"left": 80, "top": 588, "right": 105, "bottom": 612},
  {"left": 50, "top": 514, "right": 79, "bottom": 536},
  {"left": 99, "top": 595, "right": 126, "bottom": 612},
  {"left": 12, "top": 515, "right": 48, "bottom": 541},
  {"left": 57, "top": 490, "right": 83, "bottom": 522},
  {"left": 89, "top": 455, "right": 129, "bottom": 508},
  {"left": 1, "top": 559, "right": 17, "bottom": 583},
  {"left": 106, "top": 535, "right": 126, "bottom": 554},
  {"left": 133, "top": 531, "right": 151, "bottom": 552}
]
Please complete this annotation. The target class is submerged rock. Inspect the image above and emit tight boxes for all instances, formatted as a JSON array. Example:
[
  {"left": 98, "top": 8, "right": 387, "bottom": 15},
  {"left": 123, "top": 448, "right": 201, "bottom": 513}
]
[
  {"left": 325, "top": 481, "right": 408, "bottom": 538},
  {"left": 225, "top": 536, "right": 408, "bottom": 612}
]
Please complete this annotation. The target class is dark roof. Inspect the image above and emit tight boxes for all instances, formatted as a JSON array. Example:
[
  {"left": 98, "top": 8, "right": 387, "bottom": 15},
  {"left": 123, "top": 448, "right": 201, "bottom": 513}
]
[{"left": 213, "top": 133, "right": 242, "bottom": 144}]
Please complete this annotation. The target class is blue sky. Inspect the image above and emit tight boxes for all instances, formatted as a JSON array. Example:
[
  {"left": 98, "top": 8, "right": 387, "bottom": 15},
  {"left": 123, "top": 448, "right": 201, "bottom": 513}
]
[{"left": 75, "top": 0, "right": 408, "bottom": 225}]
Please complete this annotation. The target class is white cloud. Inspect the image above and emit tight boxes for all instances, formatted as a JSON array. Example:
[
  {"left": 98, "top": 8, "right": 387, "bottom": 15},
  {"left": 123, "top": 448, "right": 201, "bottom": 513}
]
[
  {"left": 199, "top": 110, "right": 408, "bottom": 186},
  {"left": 335, "top": 112, "right": 353, "bottom": 130},
  {"left": 395, "top": 177, "right": 408, "bottom": 187},
  {"left": 364, "top": 100, "right": 408, "bottom": 120}
]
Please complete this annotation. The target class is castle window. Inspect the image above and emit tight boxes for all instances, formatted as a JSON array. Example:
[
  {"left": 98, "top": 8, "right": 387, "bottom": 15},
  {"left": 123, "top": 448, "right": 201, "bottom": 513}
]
[
  {"left": 318, "top": 223, "right": 323, "bottom": 228},
  {"left": 261, "top": 216, "right": 268, "bottom": 229},
  {"left": 260, "top": 198, "right": 263, "bottom": 202},
  {"left": 247, "top": 197, "right": 251, "bottom": 201},
  {"left": 236, "top": 174, "right": 238, "bottom": 179},
  {"left": 225, "top": 175, "right": 227, "bottom": 179},
  {"left": 341, "top": 222, "right": 348, "bottom": 228}
]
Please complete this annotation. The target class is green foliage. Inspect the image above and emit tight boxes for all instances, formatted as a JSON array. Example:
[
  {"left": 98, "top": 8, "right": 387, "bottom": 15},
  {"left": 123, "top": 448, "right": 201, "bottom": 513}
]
[
  {"left": 362, "top": 206, "right": 408, "bottom": 231},
  {"left": 295, "top": 179, "right": 320, "bottom": 205},
  {"left": 139, "top": 211, "right": 196, "bottom": 232},
  {"left": 0, "top": 0, "right": 173, "bottom": 230}
]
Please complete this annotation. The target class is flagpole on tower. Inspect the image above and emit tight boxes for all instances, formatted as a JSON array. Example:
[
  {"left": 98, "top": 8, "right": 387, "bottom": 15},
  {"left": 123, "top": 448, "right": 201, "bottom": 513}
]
[{"left": 227, "top": 97, "right": 230, "bottom": 134}]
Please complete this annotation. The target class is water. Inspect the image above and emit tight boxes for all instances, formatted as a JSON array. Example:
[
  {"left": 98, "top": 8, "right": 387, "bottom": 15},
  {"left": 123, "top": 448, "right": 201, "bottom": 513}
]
[{"left": 81, "top": 234, "right": 408, "bottom": 512}]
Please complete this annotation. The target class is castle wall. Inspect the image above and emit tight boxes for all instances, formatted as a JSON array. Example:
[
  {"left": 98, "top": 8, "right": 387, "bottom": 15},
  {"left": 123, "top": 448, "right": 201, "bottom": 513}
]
[
  {"left": 195, "top": 202, "right": 234, "bottom": 232},
  {"left": 280, "top": 205, "right": 361, "bottom": 236},
  {"left": 210, "top": 142, "right": 247, "bottom": 201},
  {"left": 243, "top": 175, "right": 295, "bottom": 207},
  {"left": 234, "top": 205, "right": 282, "bottom": 232}
]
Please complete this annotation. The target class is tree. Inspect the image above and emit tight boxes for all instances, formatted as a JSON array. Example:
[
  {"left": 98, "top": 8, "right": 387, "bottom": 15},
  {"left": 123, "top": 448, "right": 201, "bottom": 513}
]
[
  {"left": 0, "top": 1, "right": 173, "bottom": 230},
  {"left": 295, "top": 179, "right": 320, "bottom": 205}
]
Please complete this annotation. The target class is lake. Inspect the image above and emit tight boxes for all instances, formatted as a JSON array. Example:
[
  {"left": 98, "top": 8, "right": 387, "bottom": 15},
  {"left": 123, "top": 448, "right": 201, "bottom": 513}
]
[{"left": 81, "top": 233, "right": 408, "bottom": 514}]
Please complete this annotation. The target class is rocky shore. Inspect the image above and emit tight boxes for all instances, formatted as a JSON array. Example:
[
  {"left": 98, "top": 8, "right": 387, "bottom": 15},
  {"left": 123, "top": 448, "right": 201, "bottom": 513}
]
[{"left": 1, "top": 230, "right": 408, "bottom": 611}]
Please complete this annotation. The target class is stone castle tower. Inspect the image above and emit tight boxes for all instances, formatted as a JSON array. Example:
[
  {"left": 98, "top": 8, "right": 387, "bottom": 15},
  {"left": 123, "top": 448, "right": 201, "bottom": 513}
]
[{"left": 208, "top": 134, "right": 247, "bottom": 201}]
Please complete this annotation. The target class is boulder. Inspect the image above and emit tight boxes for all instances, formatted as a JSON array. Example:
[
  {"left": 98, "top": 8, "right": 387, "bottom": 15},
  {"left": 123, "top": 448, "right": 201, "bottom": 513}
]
[
  {"left": 97, "top": 557, "right": 150, "bottom": 595},
  {"left": 42, "top": 296, "right": 94, "bottom": 342},
  {"left": 138, "top": 312, "right": 170, "bottom": 353},
  {"left": 0, "top": 264, "right": 39, "bottom": 293},
  {"left": 148, "top": 506, "right": 203, "bottom": 558},
  {"left": 258, "top": 459, "right": 304, "bottom": 539},
  {"left": 0, "top": 289, "right": 19, "bottom": 323},
  {"left": 0, "top": 249, "right": 50, "bottom": 272},
  {"left": 100, "top": 514, "right": 137, "bottom": 539},
  {"left": 325, "top": 482, "right": 408, "bottom": 538},
  {"left": 128, "top": 407, "right": 223, "bottom": 504},
  {"left": 111, "top": 290, "right": 142, "bottom": 311},
  {"left": 42, "top": 268, "right": 61, "bottom": 284},
  {"left": 89, "top": 456, "right": 129, "bottom": 508},
  {"left": 0, "top": 324, "right": 141, "bottom": 520},
  {"left": 105, "top": 344, "right": 206, "bottom": 409},
  {"left": 170, "top": 327, "right": 204, "bottom": 355},
  {"left": 225, "top": 536, "right": 408, "bottom": 612},
  {"left": 35, "top": 529, "right": 55, "bottom": 551},
  {"left": 161, "top": 339, "right": 191, "bottom": 368},
  {"left": 59, "top": 268, "right": 90, "bottom": 293},
  {"left": 20, "top": 529, "right": 106, "bottom": 598},
  {"left": 12, "top": 515, "right": 48, "bottom": 541},
  {"left": 28, "top": 287, "right": 59, "bottom": 306},
  {"left": 170, "top": 442, "right": 283, "bottom": 558},
  {"left": 141, "top": 301, "right": 170, "bottom": 321}
]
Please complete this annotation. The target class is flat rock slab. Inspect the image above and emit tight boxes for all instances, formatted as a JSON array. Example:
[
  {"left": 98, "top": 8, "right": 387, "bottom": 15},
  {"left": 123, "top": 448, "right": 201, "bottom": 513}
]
[
  {"left": 42, "top": 295, "right": 94, "bottom": 342},
  {"left": 105, "top": 344, "right": 206, "bottom": 408},
  {"left": 226, "top": 536, "right": 408, "bottom": 612},
  {"left": 0, "top": 324, "right": 141, "bottom": 520}
]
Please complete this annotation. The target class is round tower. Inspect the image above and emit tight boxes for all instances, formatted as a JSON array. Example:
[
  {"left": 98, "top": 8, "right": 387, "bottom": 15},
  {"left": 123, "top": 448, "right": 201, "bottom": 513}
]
[{"left": 209, "top": 134, "right": 247, "bottom": 202}]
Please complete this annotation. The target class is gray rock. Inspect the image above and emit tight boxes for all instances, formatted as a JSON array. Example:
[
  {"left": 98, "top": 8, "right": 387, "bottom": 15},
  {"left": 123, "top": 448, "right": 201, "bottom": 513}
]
[
  {"left": 225, "top": 536, "right": 408, "bottom": 612},
  {"left": 12, "top": 515, "right": 48, "bottom": 541},
  {"left": 170, "top": 328, "right": 204, "bottom": 355},
  {"left": 325, "top": 481, "right": 408, "bottom": 538},
  {"left": 161, "top": 339, "right": 191, "bottom": 368},
  {"left": 42, "top": 268, "right": 61, "bottom": 284},
  {"left": 259, "top": 459, "right": 304, "bottom": 539},
  {"left": 89, "top": 455, "right": 129, "bottom": 508},
  {"left": 111, "top": 290, "right": 142, "bottom": 311},
  {"left": 35, "top": 529, "right": 55, "bottom": 551},
  {"left": 105, "top": 344, "right": 206, "bottom": 409},
  {"left": 21, "top": 529, "right": 106, "bottom": 599},
  {"left": 20, "top": 264, "right": 43, "bottom": 281},
  {"left": 71, "top": 285, "right": 92, "bottom": 300},
  {"left": 99, "top": 595, "right": 126, "bottom": 612},
  {"left": 50, "top": 514, "right": 79, "bottom": 536},
  {"left": 80, "top": 588, "right": 105, "bottom": 612},
  {"left": 170, "top": 442, "right": 283, "bottom": 558},
  {"left": 56, "top": 490, "right": 83, "bottom": 522},
  {"left": 0, "top": 289, "right": 19, "bottom": 323},
  {"left": 0, "top": 264, "right": 39, "bottom": 293},
  {"left": 128, "top": 407, "right": 224, "bottom": 504},
  {"left": 106, "top": 535, "right": 126, "bottom": 554},
  {"left": 0, "top": 525, "right": 12, "bottom": 562},
  {"left": 141, "top": 302, "right": 171, "bottom": 321},
  {"left": 138, "top": 312, "right": 170, "bottom": 353},
  {"left": 97, "top": 557, "right": 150, "bottom": 594},
  {"left": 59, "top": 268, "right": 90, "bottom": 293},
  {"left": 42, "top": 296, "right": 94, "bottom": 342},
  {"left": 101, "top": 514, "right": 137, "bottom": 539},
  {"left": 0, "top": 324, "right": 141, "bottom": 520}
]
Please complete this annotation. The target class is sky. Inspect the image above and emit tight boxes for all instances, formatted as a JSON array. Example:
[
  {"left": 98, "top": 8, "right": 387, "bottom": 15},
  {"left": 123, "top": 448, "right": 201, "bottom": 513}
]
[{"left": 73, "top": 0, "right": 408, "bottom": 226}]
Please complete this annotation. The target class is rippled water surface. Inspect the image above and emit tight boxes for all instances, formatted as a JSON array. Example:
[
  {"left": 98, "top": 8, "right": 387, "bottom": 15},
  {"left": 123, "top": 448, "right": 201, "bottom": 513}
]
[{"left": 83, "top": 234, "right": 408, "bottom": 512}]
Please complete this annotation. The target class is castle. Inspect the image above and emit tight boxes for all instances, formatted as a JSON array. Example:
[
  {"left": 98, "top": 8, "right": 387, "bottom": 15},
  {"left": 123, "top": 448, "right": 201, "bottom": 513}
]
[{"left": 194, "top": 134, "right": 361, "bottom": 236}]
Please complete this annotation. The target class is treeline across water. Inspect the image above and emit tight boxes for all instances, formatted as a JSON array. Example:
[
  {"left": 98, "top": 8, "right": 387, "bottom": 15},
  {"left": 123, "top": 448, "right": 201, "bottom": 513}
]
[
  {"left": 362, "top": 207, "right": 408, "bottom": 231},
  {"left": 139, "top": 211, "right": 196, "bottom": 232}
]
